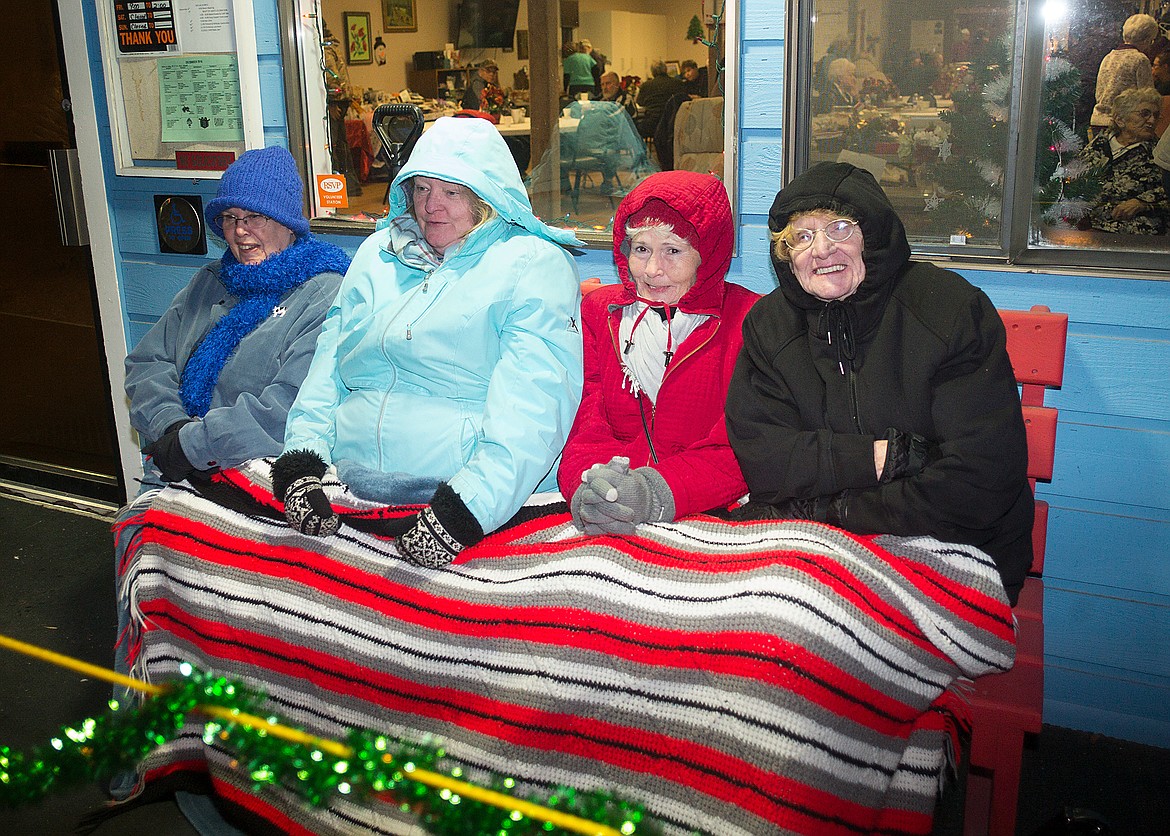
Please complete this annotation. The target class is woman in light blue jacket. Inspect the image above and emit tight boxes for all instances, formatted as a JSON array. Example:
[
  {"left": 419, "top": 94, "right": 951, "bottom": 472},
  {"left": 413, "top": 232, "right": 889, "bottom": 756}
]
[{"left": 273, "top": 116, "right": 583, "bottom": 567}]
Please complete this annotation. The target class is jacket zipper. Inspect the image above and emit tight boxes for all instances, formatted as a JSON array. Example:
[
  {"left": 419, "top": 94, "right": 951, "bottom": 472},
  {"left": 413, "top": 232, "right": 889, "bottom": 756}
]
[
  {"left": 650, "top": 321, "right": 719, "bottom": 447},
  {"left": 373, "top": 269, "right": 443, "bottom": 462},
  {"left": 848, "top": 367, "right": 862, "bottom": 433},
  {"left": 607, "top": 307, "right": 720, "bottom": 466}
]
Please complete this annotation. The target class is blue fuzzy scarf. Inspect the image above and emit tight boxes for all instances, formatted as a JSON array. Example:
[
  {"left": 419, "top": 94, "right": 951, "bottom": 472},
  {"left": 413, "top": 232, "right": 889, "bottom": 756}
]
[{"left": 179, "top": 237, "right": 350, "bottom": 417}]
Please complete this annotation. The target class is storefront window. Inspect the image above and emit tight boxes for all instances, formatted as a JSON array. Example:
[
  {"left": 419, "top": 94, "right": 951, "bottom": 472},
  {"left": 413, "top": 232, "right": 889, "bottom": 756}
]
[
  {"left": 790, "top": 0, "right": 1170, "bottom": 272},
  {"left": 279, "top": 0, "right": 737, "bottom": 247}
]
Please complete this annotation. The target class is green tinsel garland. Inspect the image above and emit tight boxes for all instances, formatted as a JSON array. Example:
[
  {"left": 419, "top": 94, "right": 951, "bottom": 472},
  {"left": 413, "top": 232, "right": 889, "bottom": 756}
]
[{"left": 0, "top": 663, "right": 658, "bottom": 836}]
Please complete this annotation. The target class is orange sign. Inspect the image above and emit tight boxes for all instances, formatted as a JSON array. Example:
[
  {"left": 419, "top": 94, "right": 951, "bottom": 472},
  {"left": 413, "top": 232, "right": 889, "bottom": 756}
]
[{"left": 316, "top": 173, "right": 349, "bottom": 208}]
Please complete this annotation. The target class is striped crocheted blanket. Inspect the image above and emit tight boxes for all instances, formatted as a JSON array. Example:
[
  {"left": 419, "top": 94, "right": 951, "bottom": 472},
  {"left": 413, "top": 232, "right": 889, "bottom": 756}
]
[{"left": 121, "top": 461, "right": 1016, "bottom": 836}]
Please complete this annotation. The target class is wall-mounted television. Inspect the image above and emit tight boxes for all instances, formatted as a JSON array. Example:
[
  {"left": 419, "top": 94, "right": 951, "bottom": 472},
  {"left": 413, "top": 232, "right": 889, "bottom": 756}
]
[{"left": 455, "top": 0, "right": 520, "bottom": 50}]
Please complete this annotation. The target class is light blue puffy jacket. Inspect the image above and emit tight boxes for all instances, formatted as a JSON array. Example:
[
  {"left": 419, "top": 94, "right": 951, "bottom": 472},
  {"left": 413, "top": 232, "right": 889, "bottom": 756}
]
[{"left": 283, "top": 117, "right": 583, "bottom": 532}]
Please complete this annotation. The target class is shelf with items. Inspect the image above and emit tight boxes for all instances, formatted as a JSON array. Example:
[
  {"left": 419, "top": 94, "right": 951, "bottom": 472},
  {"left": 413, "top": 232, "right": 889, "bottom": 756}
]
[{"left": 407, "top": 67, "right": 472, "bottom": 100}]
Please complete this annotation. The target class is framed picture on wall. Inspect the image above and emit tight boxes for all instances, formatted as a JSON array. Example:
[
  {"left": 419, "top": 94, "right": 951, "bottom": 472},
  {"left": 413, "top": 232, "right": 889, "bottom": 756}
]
[
  {"left": 343, "top": 11, "right": 372, "bottom": 64},
  {"left": 665, "top": 61, "right": 681, "bottom": 76},
  {"left": 382, "top": 0, "right": 417, "bottom": 33}
]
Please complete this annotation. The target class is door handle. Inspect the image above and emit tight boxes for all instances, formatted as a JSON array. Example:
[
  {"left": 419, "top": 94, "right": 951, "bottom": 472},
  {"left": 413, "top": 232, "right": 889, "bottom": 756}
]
[{"left": 48, "top": 147, "right": 89, "bottom": 247}]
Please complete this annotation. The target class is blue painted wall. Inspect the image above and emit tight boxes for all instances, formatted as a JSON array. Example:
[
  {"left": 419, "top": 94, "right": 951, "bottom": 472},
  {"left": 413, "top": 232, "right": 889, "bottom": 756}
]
[{"left": 84, "top": 0, "right": 1170, "bottom": 747}]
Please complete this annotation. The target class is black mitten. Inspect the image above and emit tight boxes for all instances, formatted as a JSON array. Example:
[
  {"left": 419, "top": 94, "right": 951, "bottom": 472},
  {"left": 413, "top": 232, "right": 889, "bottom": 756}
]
[
  {"left": 272, "top": 449, "right": 339, "bottom": 537},
  {"left": 143, "top": 420, "right": 197, "bottom": 483},
  {"left": 760, "top": 492, "right": 850, "bottom": 527},
  {"left": 882, "top": 428, "right": 938, "bottom": 483},
  {"left": 397, "top": 483, "right": 484, "bottom": 567}
]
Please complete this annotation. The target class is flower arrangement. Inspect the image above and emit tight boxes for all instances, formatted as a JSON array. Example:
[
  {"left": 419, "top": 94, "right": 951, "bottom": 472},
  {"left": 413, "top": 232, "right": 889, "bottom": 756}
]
[
  {"left": 860, "top": 76, "right": 899, "bottom": 105},
  {"left": 848, "top": 108, "right": 901, "bottom": 151},
  {"left": 480, "top": 82, "right": 508, "bottom": 116}
]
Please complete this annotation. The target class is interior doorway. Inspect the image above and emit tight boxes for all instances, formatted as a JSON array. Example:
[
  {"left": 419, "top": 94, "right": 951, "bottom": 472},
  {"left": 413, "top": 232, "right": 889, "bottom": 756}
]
[{"left": 0, "top": 0, "right": 122, "bottom": 503}]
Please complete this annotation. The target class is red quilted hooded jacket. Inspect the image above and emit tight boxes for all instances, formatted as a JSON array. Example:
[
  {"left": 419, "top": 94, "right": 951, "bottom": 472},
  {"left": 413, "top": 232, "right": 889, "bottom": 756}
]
[{"left": 557, "top": 170, "right": 759, "bottom": 517}]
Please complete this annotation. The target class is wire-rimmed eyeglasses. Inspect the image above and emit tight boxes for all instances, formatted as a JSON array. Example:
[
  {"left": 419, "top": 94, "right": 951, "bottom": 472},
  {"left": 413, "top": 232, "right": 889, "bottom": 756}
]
[
  {"left": 785, "top": 218, "right": 859, "bottom": 252},
  {"left": 216, "top": 212, "right": 270, "bottom": 232}
]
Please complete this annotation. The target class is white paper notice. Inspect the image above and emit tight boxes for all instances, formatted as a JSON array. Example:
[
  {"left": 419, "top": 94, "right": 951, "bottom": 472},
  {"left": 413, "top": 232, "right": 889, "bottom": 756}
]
[{"left": 176, "top": 0, "right": 235, "bottom": 53}]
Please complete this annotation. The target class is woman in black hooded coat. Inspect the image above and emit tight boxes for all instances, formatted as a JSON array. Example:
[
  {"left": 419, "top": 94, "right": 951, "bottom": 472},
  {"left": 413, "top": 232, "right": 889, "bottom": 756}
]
[{"left": 726, "top": 162, "right": 1033, "bottom": 605}]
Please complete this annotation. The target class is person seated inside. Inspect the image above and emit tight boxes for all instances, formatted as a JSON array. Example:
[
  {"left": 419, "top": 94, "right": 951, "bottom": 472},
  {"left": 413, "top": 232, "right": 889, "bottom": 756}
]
[
  {"left": 565, "top": 99, "right": 646, "bottom": 198},
  {"left": 1151, "top": 48, "right": 1170, "bottom": 136},
  {"left": 680, "top": 59, "right": 709, "bottom": 98},
  {"left": 272, "top": 116, "right": 584, "bottom": 565},
  {"left": 558, "top": 169, "right": 758, "bottom": 534},
  {"left": 636, "top": 59, "right": 686, "bottom": 139},
  {"left": 599, "top": 70, "right": 636, "bottom": 117},
  {"left": 1080, "top": 86, "right": 1169, "bottom": 235},
  {"left": 461, "top": 59, "right": 499, "bottom": 111},
  {"left": 725, "top": 162, "right": 1034, "bottom": 606},
  {"left": 816, "top": 58, "right": 860, "bottom": 113}
]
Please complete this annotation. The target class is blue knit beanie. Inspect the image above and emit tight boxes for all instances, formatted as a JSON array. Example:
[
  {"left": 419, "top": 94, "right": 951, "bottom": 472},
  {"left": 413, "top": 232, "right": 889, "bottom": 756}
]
[{"left": 205, "top": 147, "right": 310, "bottom": 239}]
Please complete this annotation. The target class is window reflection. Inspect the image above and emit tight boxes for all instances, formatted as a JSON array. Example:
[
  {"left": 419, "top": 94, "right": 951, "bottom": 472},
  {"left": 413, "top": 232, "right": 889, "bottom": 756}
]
[
  {"left": 304, "top": 0, "right": 729, "bottom": 244},
  {"left": 797, "top": 0, "right": 1170, "bottom": 268},
  {"left": 804, "top": 0, "right": 1016, "bottom": 248}
]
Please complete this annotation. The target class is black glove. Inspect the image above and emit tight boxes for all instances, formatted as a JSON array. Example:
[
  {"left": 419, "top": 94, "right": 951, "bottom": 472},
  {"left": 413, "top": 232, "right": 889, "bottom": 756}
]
[
  {"left": 272, "top": 450, "right": 339, "bottom": 537},
  {"left": 397, "top": 483, "right": 484, "bottom": 567},
  {"left": 730, "top": 492, "right": 849, "bottom": 526},
  {"left": 143, "top": 420, "right": 197, "bottom": 483},
  {"left": 771, "top": 492, "right": 849, "bottom": 526},
  {"left": 881, "top": 427, "right": 938, "bottom": 483}
]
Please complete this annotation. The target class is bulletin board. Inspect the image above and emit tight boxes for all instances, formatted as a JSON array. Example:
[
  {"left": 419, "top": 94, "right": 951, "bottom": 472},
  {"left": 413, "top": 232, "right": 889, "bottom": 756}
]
[{"left": 96, "top": 0, "right": 264, "bottom": 178}]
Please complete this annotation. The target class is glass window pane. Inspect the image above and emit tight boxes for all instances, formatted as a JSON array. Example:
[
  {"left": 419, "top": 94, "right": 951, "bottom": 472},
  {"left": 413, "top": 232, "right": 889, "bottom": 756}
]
[
  {"left": 804, "top": 0, "right": 1017, "bottom": 249},
  {"left": 292, "top": 0, "right": 730, "bottom": 246},
  {"left": 1028, "top": 5, "right": 1170, "bottom": 256}
]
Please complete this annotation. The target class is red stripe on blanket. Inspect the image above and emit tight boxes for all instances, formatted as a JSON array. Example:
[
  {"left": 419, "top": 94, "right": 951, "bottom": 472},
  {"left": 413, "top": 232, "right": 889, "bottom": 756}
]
[
  {"left": 213, "top": 779, "right": 318, "bottom": 836},
  {"left": 143, "top": 513, "right": 927, "bottom": 731},
  {"left": 866, "top": 534, "right": 1017, "bottom": 644},
  {"left": 137, "top": 601, "right": 900, "bottom": 833}
]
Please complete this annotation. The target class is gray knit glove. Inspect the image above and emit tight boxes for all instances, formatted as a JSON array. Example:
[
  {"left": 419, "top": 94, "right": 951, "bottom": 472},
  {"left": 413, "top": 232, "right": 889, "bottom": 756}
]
[
  {"left": 573, "top": 457, "right": 676, "bottom": 535},
  {"left": 272, "top": 450, "right": 339, "bottom": 537},
  {"left": 397, "top": 483, "right": 485, "bottom": 568}
]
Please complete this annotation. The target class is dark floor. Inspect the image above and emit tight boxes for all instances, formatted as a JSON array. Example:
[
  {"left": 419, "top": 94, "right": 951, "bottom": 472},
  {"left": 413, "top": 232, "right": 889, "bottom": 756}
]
[{"left": 1, "top": 490, "right": 1168, "bottom": 836}]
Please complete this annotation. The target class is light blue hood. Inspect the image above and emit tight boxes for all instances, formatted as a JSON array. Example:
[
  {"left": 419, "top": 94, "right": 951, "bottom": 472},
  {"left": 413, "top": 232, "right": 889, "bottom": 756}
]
[{"left": 383, "top": 116, "right": 581, "bottom": 249}]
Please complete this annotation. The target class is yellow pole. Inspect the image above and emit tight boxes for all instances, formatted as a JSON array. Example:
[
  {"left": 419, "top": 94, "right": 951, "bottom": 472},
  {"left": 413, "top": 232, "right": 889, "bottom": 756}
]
[{"left": 0, "top": 632, "right": 622, "bottom": 836}]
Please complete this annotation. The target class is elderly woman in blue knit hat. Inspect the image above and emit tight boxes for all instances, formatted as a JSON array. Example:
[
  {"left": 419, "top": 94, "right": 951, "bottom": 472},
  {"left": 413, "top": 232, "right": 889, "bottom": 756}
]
[
  {"left": 112, "top": 146, "right": 348, "bottom": 800},
  {"left": 123, "top": 146, "right": 350, "bottom": 485}
]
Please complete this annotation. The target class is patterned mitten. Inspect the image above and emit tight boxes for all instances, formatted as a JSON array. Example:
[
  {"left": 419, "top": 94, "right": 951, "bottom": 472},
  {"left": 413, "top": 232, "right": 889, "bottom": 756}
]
[
  {"left": 272, "top": 449, "right": 339, "bottom": 537},
  {"left": 397, "top": 483, "right": 485, "bottom": 567}
]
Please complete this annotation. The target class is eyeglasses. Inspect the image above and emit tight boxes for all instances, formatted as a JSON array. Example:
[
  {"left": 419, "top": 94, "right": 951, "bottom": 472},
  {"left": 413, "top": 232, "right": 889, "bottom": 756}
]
[
  {"left": 216, "top": 212, "right": 270, "bottom": 232},
  {"left": 1127, "top": 108, "right": 1159, "bottom": 121},
  {"left": 785, "top": 218, "right": 859, "bottom": 252}
]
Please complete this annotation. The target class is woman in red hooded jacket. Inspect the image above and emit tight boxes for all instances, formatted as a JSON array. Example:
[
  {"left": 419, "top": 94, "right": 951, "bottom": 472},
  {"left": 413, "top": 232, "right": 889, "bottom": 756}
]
[{"left": 558, "top": 170, "right": 759, "bottom": 533}]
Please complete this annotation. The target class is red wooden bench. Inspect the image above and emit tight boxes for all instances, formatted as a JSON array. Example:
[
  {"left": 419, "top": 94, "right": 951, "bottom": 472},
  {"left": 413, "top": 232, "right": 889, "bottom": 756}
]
[
  {"left": 963, "top": 305, "right": 1069, "bottom": 835},
  {"left": 578, "top": 283, "right": 1068, "bottom": 834}
]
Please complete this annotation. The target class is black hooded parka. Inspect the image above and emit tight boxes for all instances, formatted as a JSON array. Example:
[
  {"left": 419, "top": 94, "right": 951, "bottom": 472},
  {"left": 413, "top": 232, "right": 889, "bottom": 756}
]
[{"left": 726, "top": 162, "right": 1033, "bottom": 604}]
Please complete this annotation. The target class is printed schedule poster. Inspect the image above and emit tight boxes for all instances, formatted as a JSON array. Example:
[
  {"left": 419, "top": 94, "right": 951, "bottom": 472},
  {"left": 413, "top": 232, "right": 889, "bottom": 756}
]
[
  {"left": 114, "top": 0, "right": 177, "bottom": 54},
  {"left": 159, "top": 55, "right": 245, "bottom": 143}
]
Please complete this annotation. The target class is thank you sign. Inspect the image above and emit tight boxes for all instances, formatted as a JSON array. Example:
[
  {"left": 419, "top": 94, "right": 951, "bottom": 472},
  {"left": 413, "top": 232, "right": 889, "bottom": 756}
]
[{"left": 114, "top": 0, "right": 177, "bottom": 54}]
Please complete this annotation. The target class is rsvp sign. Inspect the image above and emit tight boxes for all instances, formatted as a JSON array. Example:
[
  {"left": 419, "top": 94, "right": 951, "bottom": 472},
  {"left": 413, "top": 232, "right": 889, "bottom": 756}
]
[{"left": 114, "top": 0, "right": 177, "bottom": 54}]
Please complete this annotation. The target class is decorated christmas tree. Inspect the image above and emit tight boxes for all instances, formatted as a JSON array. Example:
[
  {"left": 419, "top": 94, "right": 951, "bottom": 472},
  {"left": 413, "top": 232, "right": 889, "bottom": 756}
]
[
  {"left": 924, "top": 34, "right": 1098, "bottom": 242},
  {"left": 1032, "top": 53, "right": 1099, "bottom": 227},
  {"left": 923, "top": 36, "right": 1013, "bottom": 243}
]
